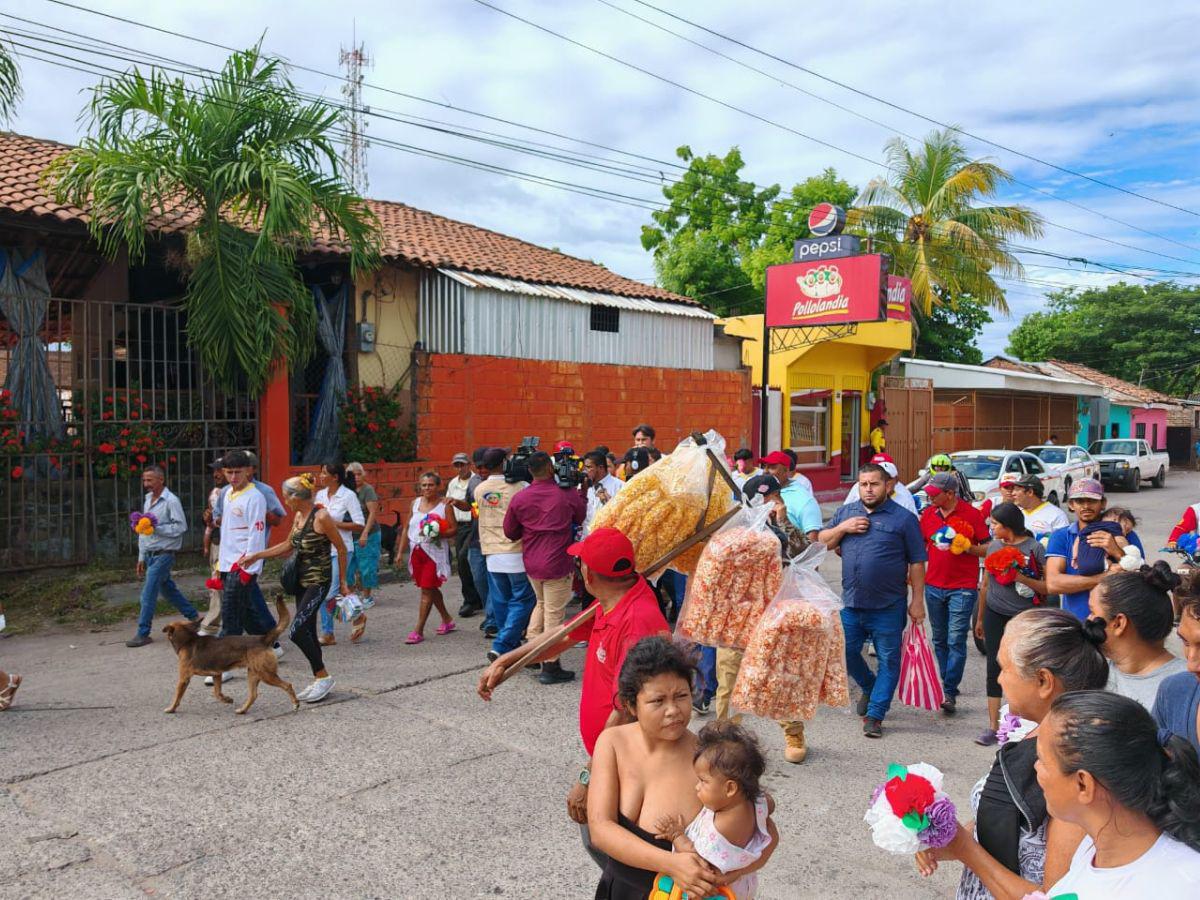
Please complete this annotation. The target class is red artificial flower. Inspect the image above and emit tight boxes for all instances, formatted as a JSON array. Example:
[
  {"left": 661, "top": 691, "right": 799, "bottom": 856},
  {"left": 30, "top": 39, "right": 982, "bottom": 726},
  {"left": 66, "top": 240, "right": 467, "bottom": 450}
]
[
  {"left": 946, "top": 516, "right": 974, "bottom": 540},
  {"left": 98, "top": 442, "right": 116, "bottom": 454},
  {"left": 230, "top": 563, "right": 253, "bottom": 584},
  {"left": 885, "top": 773, "right": 935, "bottom": 818},
  {"left": 205, "top": 575, "right": 223, "bottom": 590},
  {"left": 985, "top": 547, "right": 1026, "bottom": 585},
  {"left": 10, "top": 466, "right": 22, "bottom": 479}
]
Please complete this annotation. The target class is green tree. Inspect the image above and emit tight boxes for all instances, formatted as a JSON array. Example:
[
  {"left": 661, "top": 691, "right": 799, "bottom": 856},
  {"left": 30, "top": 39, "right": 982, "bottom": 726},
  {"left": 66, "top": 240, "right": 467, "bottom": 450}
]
[
  {"left": 1007, "top": 282, "right": 1200, "bottom": 395},
  {"left": 640, "top": 148, "right": 855, "bottom": 315},
  {"left": 47, "top": 46, "right": 382, "bottom": 395},
  {"left": 849, "top": 128, "right": 1044, "bottom": 316},
  {"left": 914, "top": 295, "right": 992, "bottom": 364},
  {"left": 0, "top": 37, "right": 20, "bottom": 122}
]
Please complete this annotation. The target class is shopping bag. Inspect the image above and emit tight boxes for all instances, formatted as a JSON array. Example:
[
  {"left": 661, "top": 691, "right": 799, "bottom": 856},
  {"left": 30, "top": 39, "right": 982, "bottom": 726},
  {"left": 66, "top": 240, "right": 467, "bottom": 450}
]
[{"left": 898, "top": 621, "right": 944, "bottom": 711}]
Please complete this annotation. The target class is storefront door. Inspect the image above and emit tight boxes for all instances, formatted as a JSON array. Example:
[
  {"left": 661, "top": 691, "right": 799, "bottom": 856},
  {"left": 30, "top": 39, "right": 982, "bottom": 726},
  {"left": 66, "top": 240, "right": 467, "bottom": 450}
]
[{"left": 840, "top": 391, "right": 861, "bottom": 479}]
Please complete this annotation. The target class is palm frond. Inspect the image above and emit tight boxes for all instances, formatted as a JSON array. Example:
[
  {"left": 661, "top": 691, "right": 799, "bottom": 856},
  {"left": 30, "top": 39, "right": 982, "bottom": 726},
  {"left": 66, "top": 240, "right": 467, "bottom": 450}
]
[{"left": 0, "top": 39, "right": 21, "bottom": 123}]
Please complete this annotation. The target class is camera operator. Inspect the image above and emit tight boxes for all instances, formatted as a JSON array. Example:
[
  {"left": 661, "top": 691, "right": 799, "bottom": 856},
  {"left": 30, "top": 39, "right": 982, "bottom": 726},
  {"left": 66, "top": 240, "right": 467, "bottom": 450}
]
[
  {"left": 582, "top": 450, "right": 623, "bottom": 534},
  {"left": 474, "top": 447, "right": 534, "bottom": 661},
  {"left": 503, "top": 451, "right": 586, "bottom": 684}
]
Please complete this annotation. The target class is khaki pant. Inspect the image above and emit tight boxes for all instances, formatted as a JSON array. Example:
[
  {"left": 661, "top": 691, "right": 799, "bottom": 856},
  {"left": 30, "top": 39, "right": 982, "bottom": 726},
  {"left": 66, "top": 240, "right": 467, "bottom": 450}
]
[
  {"left": 715, "top": 647, "right": 804, "bottom": 738},
  {"left": 200, "top": 543, "right": 222, "bottom": 631},
  {"left": 526, "top": 575, "right": 573, "bottom": 662}
]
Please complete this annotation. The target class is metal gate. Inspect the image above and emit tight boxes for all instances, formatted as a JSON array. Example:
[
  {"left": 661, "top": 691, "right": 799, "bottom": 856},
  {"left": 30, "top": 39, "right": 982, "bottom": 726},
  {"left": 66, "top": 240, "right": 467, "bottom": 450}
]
[
  {"left": 880, "top": 376, "right": 933, "bottom": 481},
  {"left": 0, "top": 296, "right": 257, "bottom": 571}
]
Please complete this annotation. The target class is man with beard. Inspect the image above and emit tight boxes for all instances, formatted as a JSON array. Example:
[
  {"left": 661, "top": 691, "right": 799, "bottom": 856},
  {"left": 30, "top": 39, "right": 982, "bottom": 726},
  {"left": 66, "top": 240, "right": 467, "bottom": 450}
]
[
  {"left": 1046, "top": 478, "right": 1125, "bottom": 620},
  {"left": 820, "top": 463, "right": 927, "bottom": 739}
]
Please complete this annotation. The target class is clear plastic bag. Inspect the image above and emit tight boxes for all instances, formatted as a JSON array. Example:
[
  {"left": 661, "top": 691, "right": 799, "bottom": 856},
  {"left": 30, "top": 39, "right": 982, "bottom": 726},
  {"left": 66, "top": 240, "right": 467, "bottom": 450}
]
[
  {"left": 676, "top": 504, "right": 782, "bottom": 650},
  {"left": 334, "top": 593, "right": 365, "bottom": 623},
  {"left": 731, "top": 544, "right": 849, "bottom": 720},
  {"left": 591, "top": 429, "right": 734, "bottom": 574}
]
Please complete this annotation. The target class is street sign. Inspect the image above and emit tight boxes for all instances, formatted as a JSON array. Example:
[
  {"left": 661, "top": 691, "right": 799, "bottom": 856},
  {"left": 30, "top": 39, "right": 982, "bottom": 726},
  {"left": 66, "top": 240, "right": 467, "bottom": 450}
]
[
  {"left": 886, "top": 275, "right": 912, "bottom": 322},
  {"left": 807, "top": 203, "right": 846, "bottom": 237},
  {"left": 793, "top": 234, "right": 861, "bottom": 263},
  {"left": 765, "top": 255, "right": 887, "bottom": 328}
]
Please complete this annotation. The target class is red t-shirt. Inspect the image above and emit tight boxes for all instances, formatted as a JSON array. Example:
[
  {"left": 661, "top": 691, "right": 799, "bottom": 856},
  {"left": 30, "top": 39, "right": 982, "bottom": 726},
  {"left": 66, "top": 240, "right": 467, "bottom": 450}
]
[
  {"left": 569, "top": 577, "right": 670, "bottom": 755},
  {"left": 920, "top": 499, "right": 988, "bottom": 590}
]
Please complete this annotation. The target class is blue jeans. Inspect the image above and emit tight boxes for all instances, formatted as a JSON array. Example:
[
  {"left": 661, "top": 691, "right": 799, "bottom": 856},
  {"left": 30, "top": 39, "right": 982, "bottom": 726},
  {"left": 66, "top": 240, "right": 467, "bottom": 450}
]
[
  {"left": 841, "top": 600, "right": 908, "bottom": 722},
  {"left": 248, "top": 580, "right": 276, "bottom": 635},
  {"left": 319, "top": 552, "right": 350, "bottom": 635},
  {"left": 925, "top": 587, "right": 978, "bottom": 700},
  {"left": 137, "top": 552, "right": 199, "bottom": 637},
  {"left": 696, "top": 645, "right": 717, "bottom": 703},
  {"left": 487, "top": 569, "right": 536, "bottom": 655},
  {"left": 469, "top": 547, "right": 493, "bottom": 629}
]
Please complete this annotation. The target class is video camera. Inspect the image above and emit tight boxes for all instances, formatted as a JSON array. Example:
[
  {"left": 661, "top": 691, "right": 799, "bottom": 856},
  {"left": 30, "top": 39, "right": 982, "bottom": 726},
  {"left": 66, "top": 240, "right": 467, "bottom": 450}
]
[
  {"left": 552, "top": 446, "right": 585, "bottom": 490},
  {"left": 503, "top": 436, "right": 539, "bottom": 484}
]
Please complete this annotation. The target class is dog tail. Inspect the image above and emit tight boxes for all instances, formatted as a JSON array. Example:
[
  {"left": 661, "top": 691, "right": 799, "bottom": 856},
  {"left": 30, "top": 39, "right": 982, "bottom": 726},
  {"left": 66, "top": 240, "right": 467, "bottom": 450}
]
[{"left": 264, "top": 593, "right": 291, "bottom": 645}]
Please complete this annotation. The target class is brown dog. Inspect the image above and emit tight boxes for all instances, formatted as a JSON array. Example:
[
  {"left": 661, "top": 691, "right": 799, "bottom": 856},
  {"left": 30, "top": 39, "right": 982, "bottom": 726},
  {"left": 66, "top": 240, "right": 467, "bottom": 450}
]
[{"left": 162, "top": 594, "right": 299, "bottom": 715}]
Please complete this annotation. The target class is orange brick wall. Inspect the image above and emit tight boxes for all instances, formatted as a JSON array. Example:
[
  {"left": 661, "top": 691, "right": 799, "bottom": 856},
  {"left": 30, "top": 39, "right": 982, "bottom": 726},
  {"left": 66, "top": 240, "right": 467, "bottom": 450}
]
[{"left": 414, "top": 352, "right": 752, "bottom": 466}]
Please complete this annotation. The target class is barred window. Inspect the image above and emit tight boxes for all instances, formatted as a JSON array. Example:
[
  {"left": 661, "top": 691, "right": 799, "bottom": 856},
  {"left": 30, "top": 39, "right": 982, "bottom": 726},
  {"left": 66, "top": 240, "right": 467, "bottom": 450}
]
[{"left": 589, "top": 305, "right": 620, "bottom": 333}]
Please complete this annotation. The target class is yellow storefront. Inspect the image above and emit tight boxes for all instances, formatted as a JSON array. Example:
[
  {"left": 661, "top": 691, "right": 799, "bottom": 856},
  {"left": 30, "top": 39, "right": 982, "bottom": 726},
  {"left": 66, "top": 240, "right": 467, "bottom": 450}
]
[{"left": 720, "top": 315, "right": 913, "bottom": 493}]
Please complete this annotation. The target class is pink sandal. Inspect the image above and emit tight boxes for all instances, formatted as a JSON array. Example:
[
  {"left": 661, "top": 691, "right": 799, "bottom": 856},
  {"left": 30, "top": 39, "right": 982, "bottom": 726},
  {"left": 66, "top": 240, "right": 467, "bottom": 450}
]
[
  {"left": 436, "top": 621, "right": 457, "bottom": 636},
  {"left": 405, "top": 631, "right": 424, "bottom": 645}
]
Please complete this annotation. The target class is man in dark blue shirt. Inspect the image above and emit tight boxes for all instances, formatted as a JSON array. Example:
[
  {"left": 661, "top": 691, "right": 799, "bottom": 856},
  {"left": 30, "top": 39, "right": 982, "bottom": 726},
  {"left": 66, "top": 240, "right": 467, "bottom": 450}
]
[{"left": 820, "top": 463, "right": 927, "bottom": 739}]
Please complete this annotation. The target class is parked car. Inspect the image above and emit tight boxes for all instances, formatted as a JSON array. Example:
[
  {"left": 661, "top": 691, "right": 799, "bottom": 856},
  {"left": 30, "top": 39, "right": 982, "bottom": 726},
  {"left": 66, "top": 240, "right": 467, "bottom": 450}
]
[
  {"left": 1022, "top": 444, "right": 1101, "bottom": 495},
  {"left": 1088, "top": 438, "right": 1169, "bottom": 491},
  {"left": 950, "top": 450, "right": 1065, "bottom": 508}
]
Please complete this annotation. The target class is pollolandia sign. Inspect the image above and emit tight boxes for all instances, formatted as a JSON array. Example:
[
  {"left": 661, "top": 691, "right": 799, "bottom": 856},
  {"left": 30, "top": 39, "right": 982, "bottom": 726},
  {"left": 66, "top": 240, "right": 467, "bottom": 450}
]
[
  {"left": 886, "top": 275, "right": 912, "bottom": 322},
  {"left": 765, "top": 254, "right": 887, "bottom": 328}
]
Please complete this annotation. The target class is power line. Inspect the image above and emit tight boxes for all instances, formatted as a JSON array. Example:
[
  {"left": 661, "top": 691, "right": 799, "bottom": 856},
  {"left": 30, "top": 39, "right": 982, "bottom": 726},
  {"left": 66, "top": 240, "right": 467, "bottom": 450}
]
[{"left": 626, "top": 0, "right": 1200, "bottom": 220}]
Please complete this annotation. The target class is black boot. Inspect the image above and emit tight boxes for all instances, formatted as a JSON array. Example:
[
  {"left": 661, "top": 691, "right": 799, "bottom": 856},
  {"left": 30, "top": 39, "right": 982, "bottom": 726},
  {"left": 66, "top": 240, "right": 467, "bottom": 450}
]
[{"left": 538, "top": 660, "right": 576, "bottom": 685}]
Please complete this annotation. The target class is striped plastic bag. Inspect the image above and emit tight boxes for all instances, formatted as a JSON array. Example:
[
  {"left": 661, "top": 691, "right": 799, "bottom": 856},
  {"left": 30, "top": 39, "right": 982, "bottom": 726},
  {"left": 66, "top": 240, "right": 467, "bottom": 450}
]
[{"left": 898, "top": 622, "right": 944, "bottom": 711}]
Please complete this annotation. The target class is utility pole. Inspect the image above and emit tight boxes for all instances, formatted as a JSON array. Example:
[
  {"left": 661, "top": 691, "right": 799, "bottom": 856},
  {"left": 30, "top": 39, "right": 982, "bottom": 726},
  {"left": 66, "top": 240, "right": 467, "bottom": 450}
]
[{"left": 339, "top": 32, "right": 371, "bottom": 196}]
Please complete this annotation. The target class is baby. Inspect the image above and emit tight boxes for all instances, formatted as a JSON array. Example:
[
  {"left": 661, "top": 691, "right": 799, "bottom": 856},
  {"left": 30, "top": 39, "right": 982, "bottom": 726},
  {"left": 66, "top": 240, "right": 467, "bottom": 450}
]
[{"left": 655, "top": 720, "right": 776, "bottom": 898}]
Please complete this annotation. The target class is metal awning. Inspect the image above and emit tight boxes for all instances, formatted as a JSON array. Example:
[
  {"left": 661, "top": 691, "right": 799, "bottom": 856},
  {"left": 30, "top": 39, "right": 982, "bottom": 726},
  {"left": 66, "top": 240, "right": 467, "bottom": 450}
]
[{"left": 437, "top": 268, "right": 715, "bottom": 320}]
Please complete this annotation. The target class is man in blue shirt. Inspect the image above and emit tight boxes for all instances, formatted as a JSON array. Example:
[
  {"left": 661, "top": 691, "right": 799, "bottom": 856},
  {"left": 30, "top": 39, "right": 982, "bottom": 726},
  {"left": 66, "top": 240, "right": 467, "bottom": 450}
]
[
  {"left": 1045, "top": 478, "right": 1124, "bottom": 620},
  {"left": 820, "top": 463, "right": 927, "bottom": 739},
  {"left": 1152, "top": 594, "right": 1200, "bottom": 755}
]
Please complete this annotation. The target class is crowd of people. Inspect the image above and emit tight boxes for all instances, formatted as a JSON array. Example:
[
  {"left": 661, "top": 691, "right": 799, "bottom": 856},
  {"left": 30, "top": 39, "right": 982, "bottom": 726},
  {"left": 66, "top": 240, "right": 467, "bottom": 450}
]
[{"left": 5, "top": 422, "right": 1200, "bottom": 897}]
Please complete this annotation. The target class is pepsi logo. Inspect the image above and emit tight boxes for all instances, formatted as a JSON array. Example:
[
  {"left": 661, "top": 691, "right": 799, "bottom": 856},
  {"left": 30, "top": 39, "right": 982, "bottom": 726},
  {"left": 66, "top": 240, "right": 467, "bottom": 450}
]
[{"left": 808, "top": 203, "right": 846, "bottom": 237}]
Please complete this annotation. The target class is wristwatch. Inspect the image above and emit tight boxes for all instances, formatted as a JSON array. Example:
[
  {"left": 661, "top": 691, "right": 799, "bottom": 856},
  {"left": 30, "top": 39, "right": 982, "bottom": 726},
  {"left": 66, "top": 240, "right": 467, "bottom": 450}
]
[{"left": 578, "top": 768, "right": 590, "bottom": 786}]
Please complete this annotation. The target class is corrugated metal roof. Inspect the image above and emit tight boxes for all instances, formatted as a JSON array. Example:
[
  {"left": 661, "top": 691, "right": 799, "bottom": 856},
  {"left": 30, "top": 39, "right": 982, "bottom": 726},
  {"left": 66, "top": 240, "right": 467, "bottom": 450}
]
[{"left": 437, "top": 268, "right": 715, "bottom": 319}]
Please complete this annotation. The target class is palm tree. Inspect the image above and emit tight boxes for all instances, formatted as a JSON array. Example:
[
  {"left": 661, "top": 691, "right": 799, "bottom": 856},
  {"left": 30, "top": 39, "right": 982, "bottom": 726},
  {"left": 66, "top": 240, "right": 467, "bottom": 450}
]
[
  {"left": 0, "top": 38, "right": 20, "bottom": 123},
  {"left": 47, "top": 45, "right": 381, "bottom": 395},
  {"left": 848, "top": 128, "right": 1044, "bottom": 316}
]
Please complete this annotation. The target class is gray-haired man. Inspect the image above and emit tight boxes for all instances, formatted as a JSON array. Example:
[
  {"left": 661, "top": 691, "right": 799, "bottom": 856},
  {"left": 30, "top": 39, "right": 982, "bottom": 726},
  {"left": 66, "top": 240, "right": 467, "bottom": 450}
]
[{"left": 127, "top": 465, "right": 199, "bottom": 647}]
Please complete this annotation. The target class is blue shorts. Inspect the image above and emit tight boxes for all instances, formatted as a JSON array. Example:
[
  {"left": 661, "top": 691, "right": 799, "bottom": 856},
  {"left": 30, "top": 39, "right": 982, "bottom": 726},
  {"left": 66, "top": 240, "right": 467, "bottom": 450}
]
[{"left": 348, "top": 530, "right": 382, "bottom": 589}]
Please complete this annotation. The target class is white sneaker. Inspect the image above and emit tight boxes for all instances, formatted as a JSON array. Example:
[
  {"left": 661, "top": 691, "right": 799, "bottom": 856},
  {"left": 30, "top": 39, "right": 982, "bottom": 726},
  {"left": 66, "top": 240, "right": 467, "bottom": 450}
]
[
  {"left": 203, "top": 672, "right": 239, "bottom": 686},
  {"left": 197, "top": 627, "right": 217, "bottom": 637},
  {"left": 296, "top": 680, "right": 316, "bottom": 701},
  {"left": 303, "top": 676, "right": 335, "bottom": 703},
  {"left": 273, "top": 642, "right": 284, "bottom": 660}
]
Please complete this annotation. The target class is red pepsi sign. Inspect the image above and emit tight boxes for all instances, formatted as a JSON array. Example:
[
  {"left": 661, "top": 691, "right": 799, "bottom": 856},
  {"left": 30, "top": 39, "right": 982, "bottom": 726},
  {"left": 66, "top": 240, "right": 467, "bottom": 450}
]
[{"left": 765, "top": 255, "right": 886, "bottom": 328}]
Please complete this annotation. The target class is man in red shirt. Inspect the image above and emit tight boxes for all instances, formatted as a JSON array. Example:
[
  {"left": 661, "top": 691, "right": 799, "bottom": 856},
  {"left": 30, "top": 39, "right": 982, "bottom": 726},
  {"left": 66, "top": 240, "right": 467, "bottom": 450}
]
[
  {"left": 476, "top": 526, "right": 668, "bottom": 860},
  {"left": 919, "top": 472, "right": 988, "bottom": 716}
]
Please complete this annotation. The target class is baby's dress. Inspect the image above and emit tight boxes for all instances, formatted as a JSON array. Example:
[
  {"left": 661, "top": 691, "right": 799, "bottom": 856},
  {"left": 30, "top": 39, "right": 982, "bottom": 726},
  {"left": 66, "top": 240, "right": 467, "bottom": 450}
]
[{"left": 683, "top": 795, "right": 771, "bottom": 898}]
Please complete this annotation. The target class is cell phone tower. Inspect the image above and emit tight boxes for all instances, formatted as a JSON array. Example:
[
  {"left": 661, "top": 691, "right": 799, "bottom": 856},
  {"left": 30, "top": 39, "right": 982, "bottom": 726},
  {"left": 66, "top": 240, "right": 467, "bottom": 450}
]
[{"left": 339, "top": 33, "right": 371, "bottom": 196}]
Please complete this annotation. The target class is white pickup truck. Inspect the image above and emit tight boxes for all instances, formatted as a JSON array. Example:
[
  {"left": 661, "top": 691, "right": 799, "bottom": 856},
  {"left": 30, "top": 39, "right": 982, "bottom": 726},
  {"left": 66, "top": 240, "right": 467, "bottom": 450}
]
[{"left": 1088, "top": 438, "right": 1169, "bottom": 492}]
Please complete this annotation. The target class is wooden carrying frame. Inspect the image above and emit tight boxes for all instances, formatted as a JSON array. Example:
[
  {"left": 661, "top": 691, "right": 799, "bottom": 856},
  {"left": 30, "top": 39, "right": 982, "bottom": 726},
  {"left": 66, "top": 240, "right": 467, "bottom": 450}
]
[{"left": 492, "top": 432, "right": 741, "bottom": 686}]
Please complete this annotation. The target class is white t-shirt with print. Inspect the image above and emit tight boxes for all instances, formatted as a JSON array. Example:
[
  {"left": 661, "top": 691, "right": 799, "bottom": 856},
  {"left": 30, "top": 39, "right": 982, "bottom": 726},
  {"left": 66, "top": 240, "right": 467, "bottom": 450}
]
[
  {"left": 1022, "top": 501, "right": 1069, "bottom": 540},
  {"left": 1048, "top": 832, "right": 1200, "bottom": 899}
]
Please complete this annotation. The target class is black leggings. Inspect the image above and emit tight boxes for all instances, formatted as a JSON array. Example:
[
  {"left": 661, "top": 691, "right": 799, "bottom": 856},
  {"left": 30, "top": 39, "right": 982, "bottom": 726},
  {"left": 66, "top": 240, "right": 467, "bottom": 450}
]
[
  {"left": 984, "top": 604, "right": 1014, "bottom": 699},
  {"left": 290, "top": 583, "right": 329, "bottom": 676}
]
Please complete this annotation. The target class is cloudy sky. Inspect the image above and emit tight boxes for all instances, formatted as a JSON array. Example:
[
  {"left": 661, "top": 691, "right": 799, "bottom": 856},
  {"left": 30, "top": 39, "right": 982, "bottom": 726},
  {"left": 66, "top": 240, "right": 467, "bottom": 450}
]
[{"left": 5, "top": 0, "right": 1200, "bottom": 355}]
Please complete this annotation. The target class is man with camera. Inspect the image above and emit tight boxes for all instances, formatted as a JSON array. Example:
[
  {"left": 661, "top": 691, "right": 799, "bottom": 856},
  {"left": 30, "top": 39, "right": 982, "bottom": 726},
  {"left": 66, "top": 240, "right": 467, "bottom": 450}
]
[{"left": 503, "top": 451, "right": 587, "bottom": 684}]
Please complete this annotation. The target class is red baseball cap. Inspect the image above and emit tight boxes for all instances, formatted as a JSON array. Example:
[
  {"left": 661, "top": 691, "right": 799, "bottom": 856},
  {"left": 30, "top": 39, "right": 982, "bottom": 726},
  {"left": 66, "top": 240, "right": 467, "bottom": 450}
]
[
  {"left": 870, "top": 452, "right": 894, "bottom": 465},
  {"left": 568, "top": 527, "right": 637, "bottom": 577},
  {"left": 759, "top": 450, "right": 793, "bottom": 466},
  {"left": 554, "top": 439, "right": 575, "bottom": 453}
]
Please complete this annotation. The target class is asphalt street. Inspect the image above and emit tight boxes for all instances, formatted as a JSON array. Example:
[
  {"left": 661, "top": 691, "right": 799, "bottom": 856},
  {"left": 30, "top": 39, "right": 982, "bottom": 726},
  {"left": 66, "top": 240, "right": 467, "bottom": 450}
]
[{"left": 0, "top": 475, "right": 1193, "bottom": 899}]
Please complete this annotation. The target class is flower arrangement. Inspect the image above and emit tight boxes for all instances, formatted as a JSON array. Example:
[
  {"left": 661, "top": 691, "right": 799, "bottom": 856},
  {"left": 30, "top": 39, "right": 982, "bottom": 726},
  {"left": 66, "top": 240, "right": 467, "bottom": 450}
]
[
  {"left": 930, "top": 521, "right": 973, "bottom": 555},
  {"left": 129, "top": 510, "right": 158, "bottom": 536},
  {"left": 338, "top": 385, "right": 414, "bottom": 463},
  {"left": 865, "top": 763, "right": 957, "bottom": 853},
  {"left": 985, "top": 546, "right": 1026, "bottom": 585},
  {"left": 419, "top": 512, "right": 447, "bottom": 545},
  {"left": 205, "top": 573, "right": 224, "bottom": 590}
]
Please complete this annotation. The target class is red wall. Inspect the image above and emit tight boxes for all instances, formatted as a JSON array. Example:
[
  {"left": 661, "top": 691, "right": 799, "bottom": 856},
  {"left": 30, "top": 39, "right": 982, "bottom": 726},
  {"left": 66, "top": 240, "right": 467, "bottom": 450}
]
[
  {"left": 271, "top": 352, "right": 752, "bottom": 528},
  {"left": 414, "top": 352, "right": 752, "bottom": 465}
]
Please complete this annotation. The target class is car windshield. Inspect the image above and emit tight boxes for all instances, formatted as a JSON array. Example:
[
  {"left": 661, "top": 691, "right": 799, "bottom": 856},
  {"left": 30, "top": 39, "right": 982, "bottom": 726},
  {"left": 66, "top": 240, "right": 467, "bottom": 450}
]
[
  {"left": 951, "top": 455, "right": 1003, "bottom": 480},
  {"left": 1090, "top": 440, "right": 1138, "bottom": 456},
  {"left": 1030, "top": 448, "right": 1066, "bottom": 464}
]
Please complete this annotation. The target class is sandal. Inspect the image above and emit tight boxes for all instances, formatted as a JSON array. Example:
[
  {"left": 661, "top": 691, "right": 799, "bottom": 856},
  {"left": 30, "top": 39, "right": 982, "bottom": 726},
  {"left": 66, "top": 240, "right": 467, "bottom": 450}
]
[
  {"left": 436, "top": 621, "right": 456, "bottom": 636},
  {"left": 351, "top": 613, "right": 367, "bottom": 643},
  {"left": 319, "top": 633, "right": 336, "bottom": 647},
  {"left": 0, "top": 673, "right": 21, "bottom": 711},
  {"left": 405, "top": 631, "right": 424, "bottom": 645}
]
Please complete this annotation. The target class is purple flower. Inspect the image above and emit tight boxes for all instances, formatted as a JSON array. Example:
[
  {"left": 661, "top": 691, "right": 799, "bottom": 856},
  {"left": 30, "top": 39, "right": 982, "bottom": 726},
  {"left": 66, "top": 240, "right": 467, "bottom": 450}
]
[
  {"left": 997, "top": 713, "right": 1031, "bottom": 745},
  {"left": 917, "top": 797, "right": 958, "bottom": 849}
]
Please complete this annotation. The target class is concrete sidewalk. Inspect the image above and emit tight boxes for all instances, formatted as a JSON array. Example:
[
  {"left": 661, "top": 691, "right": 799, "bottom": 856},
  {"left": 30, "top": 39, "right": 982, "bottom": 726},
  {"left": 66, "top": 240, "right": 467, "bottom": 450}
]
[{"left": 0, "top": 568, "right": 989, "bottom": 899}]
